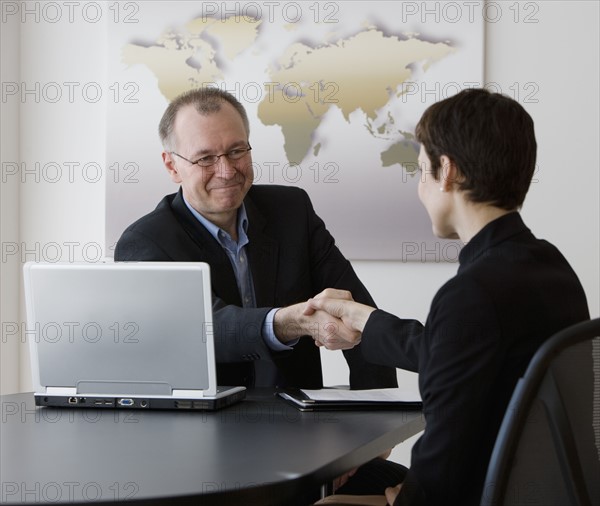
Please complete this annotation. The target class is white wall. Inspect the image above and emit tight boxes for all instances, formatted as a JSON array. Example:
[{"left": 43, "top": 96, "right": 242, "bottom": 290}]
[
  {"left": 0, "top": 7, "right": 21, "bottom": 397},
  {"left": 5, "top": 4, "right": 107, "bottom": 395},
  {"left": 1, "top": 0, "right": 599, "bottom": 465}
]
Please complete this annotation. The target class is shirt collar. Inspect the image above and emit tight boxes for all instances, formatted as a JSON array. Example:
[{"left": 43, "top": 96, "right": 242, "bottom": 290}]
[{"left": 183, "top": 196, "right": 249, "bottom": 245}]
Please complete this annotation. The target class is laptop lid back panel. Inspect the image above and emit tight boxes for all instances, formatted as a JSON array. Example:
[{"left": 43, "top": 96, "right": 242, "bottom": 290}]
[{"left": 25, "top": 262, "right": 218, "bottom": 400}]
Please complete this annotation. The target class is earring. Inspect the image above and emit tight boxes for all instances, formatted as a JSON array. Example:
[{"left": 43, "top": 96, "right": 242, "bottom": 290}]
[{"left": 439, "top": 187, "right": 445, "bottom": 192}]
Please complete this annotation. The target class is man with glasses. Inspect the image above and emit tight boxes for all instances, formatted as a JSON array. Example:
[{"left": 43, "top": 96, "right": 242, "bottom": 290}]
[{"left": 114, "top": 87, "right": 400, "bottom": 391}]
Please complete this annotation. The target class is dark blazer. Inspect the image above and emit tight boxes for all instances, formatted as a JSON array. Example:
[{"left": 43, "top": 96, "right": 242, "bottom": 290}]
[
  {"left": 360, "top": 213, "right": 590, "bottom": 506},
  {"left": 115, "top": 185, "right": 398, "bottom": 389}
]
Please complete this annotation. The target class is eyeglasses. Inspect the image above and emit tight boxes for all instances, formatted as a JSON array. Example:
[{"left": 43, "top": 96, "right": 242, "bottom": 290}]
[{"left": 171, "top": 144, "right": 252, "bottom": 168}]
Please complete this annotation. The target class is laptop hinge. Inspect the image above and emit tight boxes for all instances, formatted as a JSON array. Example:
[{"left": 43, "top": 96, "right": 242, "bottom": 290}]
[
  {"left": 46, "top": 387, "right": 77, "bottom": 395},
  {"left": 172, "top": 389, "right": 205, "bottom": 398}
]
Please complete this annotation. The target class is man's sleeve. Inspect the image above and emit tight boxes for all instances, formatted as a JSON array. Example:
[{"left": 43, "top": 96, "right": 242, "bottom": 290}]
[{"left": 210, "top": 298, "right": 280, "bottom": 362}]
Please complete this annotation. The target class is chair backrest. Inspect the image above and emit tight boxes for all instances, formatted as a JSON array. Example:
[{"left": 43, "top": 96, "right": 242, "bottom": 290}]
[{"left": 481, "top": 318, "right": 600, "bottom": 506}]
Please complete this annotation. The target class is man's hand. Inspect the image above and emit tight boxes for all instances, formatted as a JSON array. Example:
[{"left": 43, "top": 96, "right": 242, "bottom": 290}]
[
  {"left": 273, "top": 300, "right": 359, "bottom": 349},
  {"left": 303, "top": 289, "right": 376, "bottom": 350}
]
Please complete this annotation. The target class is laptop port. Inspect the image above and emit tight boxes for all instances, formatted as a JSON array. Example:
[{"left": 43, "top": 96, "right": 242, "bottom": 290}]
[
  {"left": 117, "top": 398, "right": 134, "bottom": 407},
  {"left": 68, "top": 397, "right": 78, "bottom": 404},
  {"left": 175, "top": 400, "right": 192, "bottom": 409}
]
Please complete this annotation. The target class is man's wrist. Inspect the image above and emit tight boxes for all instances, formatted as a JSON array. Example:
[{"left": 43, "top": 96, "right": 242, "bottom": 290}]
[
  {"left": 273, "top": 304, "right": 305, "bottom": 343},
  {"left": 263, "top": 308, "right": 299, "bottom": 350}
]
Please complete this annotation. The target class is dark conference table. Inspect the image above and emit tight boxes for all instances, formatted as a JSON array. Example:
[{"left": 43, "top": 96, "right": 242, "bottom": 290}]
[{"left": 1, "top": 389, "right": 424, "bottom": 505}]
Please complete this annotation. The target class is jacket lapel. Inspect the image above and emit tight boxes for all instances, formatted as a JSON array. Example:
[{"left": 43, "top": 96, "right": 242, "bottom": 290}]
[
  {"left": 244, "top": 193, "right": 279, "bottom": 308},
  {"left": 170, "top": 190, "right": 242, "bottom": 306}
]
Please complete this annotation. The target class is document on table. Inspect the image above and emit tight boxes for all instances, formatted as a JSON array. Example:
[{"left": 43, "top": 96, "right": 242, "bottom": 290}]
[{"left": 278, "top": 387, "right": 422, "bottom": 411}]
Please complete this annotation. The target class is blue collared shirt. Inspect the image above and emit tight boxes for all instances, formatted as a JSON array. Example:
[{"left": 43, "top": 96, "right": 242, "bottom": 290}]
[{"left": 183, "top": 197, "right": 293, "bottom": 351}]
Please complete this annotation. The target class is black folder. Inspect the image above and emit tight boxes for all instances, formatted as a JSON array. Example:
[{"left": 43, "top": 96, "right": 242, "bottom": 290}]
[{"left": 278, "top": 387, "right": 422, "bottom": 412}]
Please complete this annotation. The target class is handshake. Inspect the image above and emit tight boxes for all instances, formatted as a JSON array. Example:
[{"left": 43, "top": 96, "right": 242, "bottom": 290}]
[{"left": 273, "top": 289, "right": 376, "bottom": 350}]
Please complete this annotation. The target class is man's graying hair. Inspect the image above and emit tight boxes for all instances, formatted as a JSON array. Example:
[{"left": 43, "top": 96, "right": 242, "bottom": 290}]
[{"left": 158, "top": 88, "right": 250, "bottom": 152}]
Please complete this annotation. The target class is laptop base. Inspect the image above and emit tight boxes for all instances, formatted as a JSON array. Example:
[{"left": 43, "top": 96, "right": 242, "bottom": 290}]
[{"left": 34, "top": 387, "right": 246, "bottom": 411}]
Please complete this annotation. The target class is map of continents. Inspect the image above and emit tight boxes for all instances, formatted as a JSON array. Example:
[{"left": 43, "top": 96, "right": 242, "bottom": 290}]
[{"left": 122, "top": 16, "right": 454, "bottom": 168}]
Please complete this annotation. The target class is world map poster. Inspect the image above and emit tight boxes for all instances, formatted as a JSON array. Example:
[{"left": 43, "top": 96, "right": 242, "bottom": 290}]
[{"left": 106, "top": 1, "right": 484, "bottom": 261}]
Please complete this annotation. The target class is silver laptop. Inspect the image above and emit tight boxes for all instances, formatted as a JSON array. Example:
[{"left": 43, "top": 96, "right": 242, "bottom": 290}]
[{"left": 24, "top": 261, "right": 246, "bottom": 410}]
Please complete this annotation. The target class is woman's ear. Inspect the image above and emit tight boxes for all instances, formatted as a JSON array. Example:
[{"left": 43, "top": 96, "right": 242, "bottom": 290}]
[{"left": 439, "top": 155, "right": 459, "bottom": 192}]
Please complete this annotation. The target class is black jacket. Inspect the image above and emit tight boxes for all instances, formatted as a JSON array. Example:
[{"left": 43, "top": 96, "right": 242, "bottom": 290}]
[{"left": 361, "top": 213, "right": 589, "bottom": 506}]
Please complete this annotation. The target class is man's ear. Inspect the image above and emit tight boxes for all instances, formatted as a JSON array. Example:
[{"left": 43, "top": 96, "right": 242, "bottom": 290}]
[
  {"left": 162, "top": 151, "right": 182, "bottom": 184},
  {"left": 439, "top": 155, "right": 459, "bottom": 192}
]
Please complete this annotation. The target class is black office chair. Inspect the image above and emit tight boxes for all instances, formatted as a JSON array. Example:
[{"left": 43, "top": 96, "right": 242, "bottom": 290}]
[{"left": 481, "top": 317, "right": 600, "bottom": 506}]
